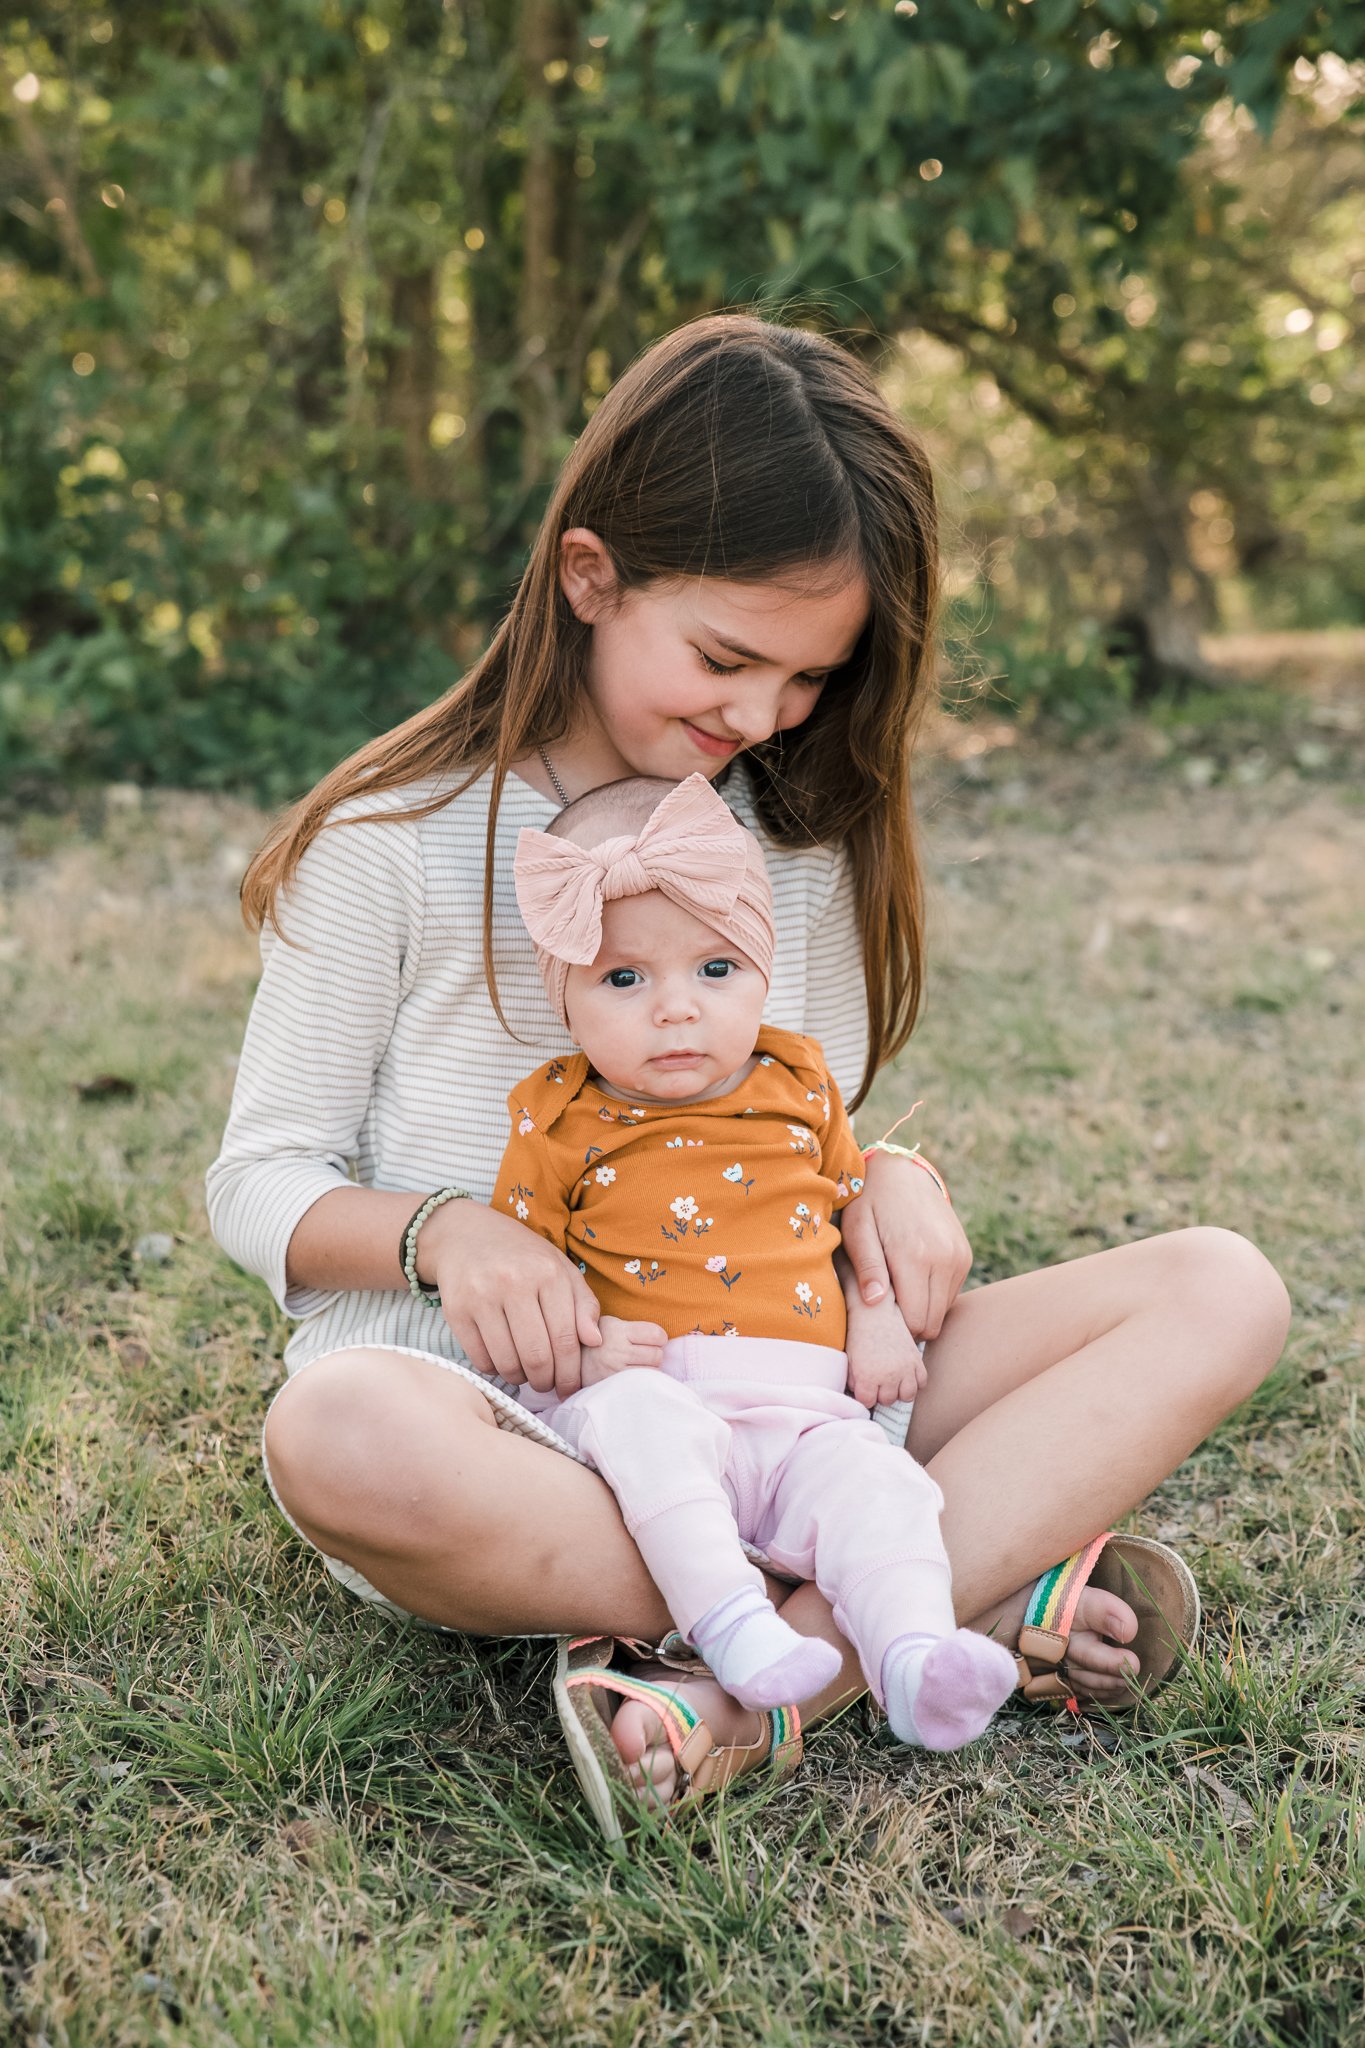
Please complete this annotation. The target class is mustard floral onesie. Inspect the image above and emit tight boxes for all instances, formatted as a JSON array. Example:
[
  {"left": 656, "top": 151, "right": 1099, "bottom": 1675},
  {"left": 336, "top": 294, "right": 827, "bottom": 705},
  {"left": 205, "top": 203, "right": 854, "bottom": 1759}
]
[{"left": 492, "top": 1025, "right": 867, "bottom": 1348}]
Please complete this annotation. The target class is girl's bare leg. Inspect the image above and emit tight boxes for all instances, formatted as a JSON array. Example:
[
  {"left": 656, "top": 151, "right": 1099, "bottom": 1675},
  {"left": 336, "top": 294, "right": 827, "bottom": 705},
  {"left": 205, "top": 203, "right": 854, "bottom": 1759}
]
[{"left": 264, "top": 1227, "right": 1289, "bottom": 1787}]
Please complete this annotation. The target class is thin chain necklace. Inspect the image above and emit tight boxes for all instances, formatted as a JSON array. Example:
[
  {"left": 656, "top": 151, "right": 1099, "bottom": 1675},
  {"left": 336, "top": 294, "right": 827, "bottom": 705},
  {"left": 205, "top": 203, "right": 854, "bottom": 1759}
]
[{"left": 537, "top": 745, "right": 572, "bottom": 809}]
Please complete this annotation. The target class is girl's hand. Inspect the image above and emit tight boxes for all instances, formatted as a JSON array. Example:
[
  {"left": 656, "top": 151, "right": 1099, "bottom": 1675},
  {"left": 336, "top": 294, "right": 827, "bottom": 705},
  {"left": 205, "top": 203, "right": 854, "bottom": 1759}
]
[
  {"left": 418, "top": 1199, "right": 602, "bottom": 1398},
  {"left": 839, "top": 1151, "right": 972, "bottom": 1342}
]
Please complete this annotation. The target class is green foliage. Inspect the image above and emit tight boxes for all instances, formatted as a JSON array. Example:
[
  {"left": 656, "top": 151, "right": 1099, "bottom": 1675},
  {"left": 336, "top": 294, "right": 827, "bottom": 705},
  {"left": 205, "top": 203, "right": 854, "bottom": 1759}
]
[
  {"left": 948, "top": 607, "right": 1140, "bottom": 727},
  {"left": 1, "top": 1, "right": 1360, "bottom": 796}
]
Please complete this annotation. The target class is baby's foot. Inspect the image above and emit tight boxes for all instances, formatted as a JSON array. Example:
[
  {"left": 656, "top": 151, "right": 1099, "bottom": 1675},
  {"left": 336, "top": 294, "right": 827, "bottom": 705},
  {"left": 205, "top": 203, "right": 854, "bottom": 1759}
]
[
  {"left": 610, "top": 1669, "right": 764, "bottom": 1808},
  {"left": 689, "top": 1585, "right": 841, "bottom": 1710},
  {"left": 882, "top": 1629, "right": 1018, "bottom": 1750}
]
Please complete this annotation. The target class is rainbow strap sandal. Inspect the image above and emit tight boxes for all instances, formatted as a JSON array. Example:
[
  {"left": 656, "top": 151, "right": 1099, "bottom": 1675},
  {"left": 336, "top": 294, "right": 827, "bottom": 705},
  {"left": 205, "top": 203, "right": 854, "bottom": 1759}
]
[
  {"left": 553, "top": 1634, "right": 803, "bottom": 1845},
  {"left": 1015, "top": 1532, "right": 1201, "bottom": 1708}
]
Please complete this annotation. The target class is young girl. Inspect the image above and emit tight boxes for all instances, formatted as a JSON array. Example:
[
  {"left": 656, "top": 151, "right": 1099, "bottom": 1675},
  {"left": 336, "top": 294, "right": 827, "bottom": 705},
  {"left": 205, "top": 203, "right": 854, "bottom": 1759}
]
[
  {"left": 211, "top": 314, "right": 1288, "bottom": 1821},
  {"left": 493, "top": 770, "right": 1019, "bottom": 1757}
]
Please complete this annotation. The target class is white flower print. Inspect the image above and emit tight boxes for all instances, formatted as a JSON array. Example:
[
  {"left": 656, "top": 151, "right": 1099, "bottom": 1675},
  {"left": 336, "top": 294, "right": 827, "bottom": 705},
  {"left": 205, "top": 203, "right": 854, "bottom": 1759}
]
[
  {"left": 793, "top": 1280, "right": 823, "bottom": 1322},
  {"left": 517, "top": 1113, "right": 535, "bottom": 1136},
  {"left": 795, "top": 1281, "right": 812, "bottom": 1303},
  {"left": 594, "top": 1165, "right": 617, "bottom": 1186},
  {"left": 795, "top": 1202, "right": 810, "bottom": 1218},
  {"left": 722, "top": 1163, "right": 743, "bottom": 1182},
  {"left": 705, "top": 1254, "right": 726, "bottom": 1273},
  {"left": 758, "top": 1055, "right": 774, "bottom": 1066},
  {"left": 662, "top": 1193, "right": 713, "bottom": 1243},
  {"left": 666, "top": 1137, "right": 683, "bottom": 1149},
  {"left": 787, "top": 1124, "right": 817, "bottom": 1156},
  {"left": 624, "top": 1259, "right": 641, "bottom": 1275},
  {"left": 515, "top": 1200, "right": 529, "bottom": 1220}
]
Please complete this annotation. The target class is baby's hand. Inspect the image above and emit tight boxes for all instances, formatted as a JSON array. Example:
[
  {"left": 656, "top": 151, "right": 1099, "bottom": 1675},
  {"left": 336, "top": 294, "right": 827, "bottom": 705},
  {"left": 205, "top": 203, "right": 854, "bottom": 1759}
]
[
  {"left": 845, "top": 1292, "right": 927, "bottom": 1409},
  {"left": 579, "top": 1314, "right": 668, "bottom": 1388}
]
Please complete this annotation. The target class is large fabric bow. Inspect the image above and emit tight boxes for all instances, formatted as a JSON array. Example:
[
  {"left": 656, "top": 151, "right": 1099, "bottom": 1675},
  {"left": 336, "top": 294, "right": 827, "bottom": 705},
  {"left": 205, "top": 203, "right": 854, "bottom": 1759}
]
[{"left": 514, "top": 773, "right": 775, "bottom": 1026}]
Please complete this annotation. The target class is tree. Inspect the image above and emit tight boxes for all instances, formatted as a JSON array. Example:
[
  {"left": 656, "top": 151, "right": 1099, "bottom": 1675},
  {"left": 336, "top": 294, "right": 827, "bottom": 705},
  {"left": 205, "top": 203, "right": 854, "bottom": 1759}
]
[{"left": 1, "top": 0, "right": 1360, "bottom": 793}]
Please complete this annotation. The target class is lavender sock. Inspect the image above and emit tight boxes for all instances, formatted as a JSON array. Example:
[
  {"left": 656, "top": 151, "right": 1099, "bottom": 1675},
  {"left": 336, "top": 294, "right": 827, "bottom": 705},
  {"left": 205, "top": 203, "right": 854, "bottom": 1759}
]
[
  {"left": 882, "top": 1629, "right": 1018, "bottom": 1751},
  {"left": 689, "top": 1585, "right": 842, "bottom": 1711}
]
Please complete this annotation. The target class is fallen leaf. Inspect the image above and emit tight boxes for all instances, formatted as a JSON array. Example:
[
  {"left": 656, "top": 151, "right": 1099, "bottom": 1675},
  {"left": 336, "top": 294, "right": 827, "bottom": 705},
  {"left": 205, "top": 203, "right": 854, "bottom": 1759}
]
[
  {"left": 999, "top": 1907, "right": 1041, "bottom": 1939},
  {"left": 75, "top": 1074, "right": 137, "bottom": 1100},
  {"left": 118, "top": 1339, "right": 151, "bottom": 1368},
  {"left": 279, "top": 1818, "right": 324, "bottom": 1858},
  {"left": 1183, "top": 1763, "right": 1255, "bottom": 1826}
]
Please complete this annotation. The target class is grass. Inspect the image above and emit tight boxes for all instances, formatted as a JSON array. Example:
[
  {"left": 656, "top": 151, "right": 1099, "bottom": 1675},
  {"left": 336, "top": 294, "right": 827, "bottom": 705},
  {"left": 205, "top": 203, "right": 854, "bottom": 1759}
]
[{"left": 2, "top": 696, "right": 1363, "bottom": 2046}]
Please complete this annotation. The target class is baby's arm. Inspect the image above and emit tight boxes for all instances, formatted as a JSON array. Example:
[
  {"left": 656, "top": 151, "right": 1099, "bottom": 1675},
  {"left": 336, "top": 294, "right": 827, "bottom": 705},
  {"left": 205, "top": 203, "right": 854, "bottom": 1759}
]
[{"left": 840, "top": 1257, "right": 928, "bottom": 1408}]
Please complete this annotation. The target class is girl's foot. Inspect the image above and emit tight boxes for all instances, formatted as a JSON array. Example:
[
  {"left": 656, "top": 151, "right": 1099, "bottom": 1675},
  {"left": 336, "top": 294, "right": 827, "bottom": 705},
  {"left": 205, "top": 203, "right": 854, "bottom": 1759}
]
[
  {"left": 1033, "top": 1584, "right": 1141, "bottom": 1703},
  {"left": 611, "top": 1666, "right": 764, "bottom": 1806}
]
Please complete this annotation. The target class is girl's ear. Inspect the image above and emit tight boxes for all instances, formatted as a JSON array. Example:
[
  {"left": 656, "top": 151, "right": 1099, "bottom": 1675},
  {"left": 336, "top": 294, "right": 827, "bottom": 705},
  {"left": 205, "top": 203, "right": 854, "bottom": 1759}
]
[{"left": 559, "top": 528, "right": 620, "bottom": 624}]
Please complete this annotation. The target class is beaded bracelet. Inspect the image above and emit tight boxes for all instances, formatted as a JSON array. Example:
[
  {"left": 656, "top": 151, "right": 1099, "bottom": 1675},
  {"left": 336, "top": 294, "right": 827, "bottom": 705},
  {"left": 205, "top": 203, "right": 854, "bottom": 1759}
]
[
  {"left": 862, "top": 1140, "right": 951, "bottom": 1205},
  {"left": 400, "top": 1186, "right": 471, "bottom": 1300}
]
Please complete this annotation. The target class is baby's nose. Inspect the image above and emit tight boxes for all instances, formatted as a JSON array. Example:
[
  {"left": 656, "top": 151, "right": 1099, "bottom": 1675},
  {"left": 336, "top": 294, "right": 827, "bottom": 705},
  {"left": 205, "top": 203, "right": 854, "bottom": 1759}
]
[{"left": 655, "top": 982, "right": 701, "bottom": 1022}]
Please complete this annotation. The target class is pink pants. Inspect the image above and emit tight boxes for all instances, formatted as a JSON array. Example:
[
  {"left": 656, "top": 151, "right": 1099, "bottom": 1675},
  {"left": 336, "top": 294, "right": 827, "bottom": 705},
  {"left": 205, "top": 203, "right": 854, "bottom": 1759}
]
[{"left": 536, "top": 1334, "right": 955, "bottom": 1702}]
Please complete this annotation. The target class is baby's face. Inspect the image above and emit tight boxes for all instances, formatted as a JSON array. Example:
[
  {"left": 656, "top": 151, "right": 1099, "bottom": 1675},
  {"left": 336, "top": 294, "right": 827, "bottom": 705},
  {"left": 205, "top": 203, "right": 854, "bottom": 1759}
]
[{"left": 563, "top": 891, "right": 768, "bottom": 1104}]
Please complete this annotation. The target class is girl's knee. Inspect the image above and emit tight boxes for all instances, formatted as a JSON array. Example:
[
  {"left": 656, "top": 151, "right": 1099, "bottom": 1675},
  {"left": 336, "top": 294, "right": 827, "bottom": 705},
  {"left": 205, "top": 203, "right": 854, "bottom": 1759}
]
[
  {"left": 1165, "top": 1227, "right": 1292, "bottom": 1384},
  {"left": 263, "top": 1350, "right": 494, "bottom": 1539}
]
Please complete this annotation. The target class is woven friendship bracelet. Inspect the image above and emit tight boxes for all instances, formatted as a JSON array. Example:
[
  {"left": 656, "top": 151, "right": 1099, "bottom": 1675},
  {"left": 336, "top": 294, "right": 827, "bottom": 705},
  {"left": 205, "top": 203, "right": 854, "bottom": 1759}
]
[
  {"left": 866, "top": 1142, "right": 950, "bottom": 1201},
  {"left": 862, "top": 1140, "right": 951, "bottom": 1205},
  {"left": 400, "top": 1186, "right": 471, "bottom": 1300}
]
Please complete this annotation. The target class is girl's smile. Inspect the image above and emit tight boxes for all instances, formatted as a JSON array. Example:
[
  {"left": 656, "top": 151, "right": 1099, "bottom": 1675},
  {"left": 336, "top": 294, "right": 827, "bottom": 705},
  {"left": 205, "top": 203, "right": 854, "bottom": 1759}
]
[{"left": 680, "top": 719, "right": 744, "bottom": 760}]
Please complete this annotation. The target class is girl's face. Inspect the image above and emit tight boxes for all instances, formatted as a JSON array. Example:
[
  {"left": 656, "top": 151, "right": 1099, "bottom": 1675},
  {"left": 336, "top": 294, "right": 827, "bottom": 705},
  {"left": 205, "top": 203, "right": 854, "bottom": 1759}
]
[
  {"left": 560, "top": 530, "right": 870, "bottom": 785},
  {"left": 563, "top": 892, "right": 769, "bottom": 1105}
]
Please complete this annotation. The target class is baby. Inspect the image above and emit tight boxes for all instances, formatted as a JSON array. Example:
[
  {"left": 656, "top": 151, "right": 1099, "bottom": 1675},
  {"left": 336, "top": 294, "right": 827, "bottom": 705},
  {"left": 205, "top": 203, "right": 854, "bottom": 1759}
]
[{"left": 493, "top": 773, "right": 1017, "bottom": 1749}]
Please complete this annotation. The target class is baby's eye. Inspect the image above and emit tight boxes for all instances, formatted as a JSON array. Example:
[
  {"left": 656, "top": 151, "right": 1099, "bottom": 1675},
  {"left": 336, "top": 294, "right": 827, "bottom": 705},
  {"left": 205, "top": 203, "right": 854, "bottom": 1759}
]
[
  {"left": 698, "top": 649, "right": 742, "bottom": 676},
  {"left": 605, "top": 967, "right": 641, "bottom": 989},
  {"left": 700, "top": 959, "right": 736, "bottom": 980}
]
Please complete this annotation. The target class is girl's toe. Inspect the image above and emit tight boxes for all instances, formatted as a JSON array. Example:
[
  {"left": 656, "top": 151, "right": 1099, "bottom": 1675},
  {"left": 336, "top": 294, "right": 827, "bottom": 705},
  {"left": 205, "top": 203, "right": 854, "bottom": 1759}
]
[{"left": 1075, "top": 1585, "right": 1138, "bottom": 1646}]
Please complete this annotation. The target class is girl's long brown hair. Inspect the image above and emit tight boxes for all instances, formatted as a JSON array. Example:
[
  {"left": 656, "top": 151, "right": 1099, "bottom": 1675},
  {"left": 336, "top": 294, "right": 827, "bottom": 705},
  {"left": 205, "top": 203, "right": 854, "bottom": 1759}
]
[{"left": 241, "top": 314, "right": 939, "bottom": 1107}]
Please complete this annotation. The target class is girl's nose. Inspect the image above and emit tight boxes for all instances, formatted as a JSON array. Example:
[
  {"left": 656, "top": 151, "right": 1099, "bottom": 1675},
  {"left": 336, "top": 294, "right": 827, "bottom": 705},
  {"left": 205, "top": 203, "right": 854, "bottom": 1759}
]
[{"left": 720, "top": 682, "right": 787, "bottom": 746}]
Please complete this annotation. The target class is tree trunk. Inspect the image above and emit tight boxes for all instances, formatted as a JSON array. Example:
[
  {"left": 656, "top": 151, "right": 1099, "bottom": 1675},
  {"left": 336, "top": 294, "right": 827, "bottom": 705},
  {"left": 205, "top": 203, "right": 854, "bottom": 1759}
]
[
  {"left": 1114, "top": 469, "right": 1218, "bottom": 700},
  {"left": 517, "top": 0, "right": 581, "bottom": 490},
  {"left": 382, "top": 267, "right": 440, "bottom": 498}
]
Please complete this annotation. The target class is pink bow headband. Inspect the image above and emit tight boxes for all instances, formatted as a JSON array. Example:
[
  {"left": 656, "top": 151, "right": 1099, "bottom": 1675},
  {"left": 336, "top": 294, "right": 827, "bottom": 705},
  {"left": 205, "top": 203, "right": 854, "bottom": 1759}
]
[{"left": 514, "top": 773, "right": 776, "bottom": 1028}]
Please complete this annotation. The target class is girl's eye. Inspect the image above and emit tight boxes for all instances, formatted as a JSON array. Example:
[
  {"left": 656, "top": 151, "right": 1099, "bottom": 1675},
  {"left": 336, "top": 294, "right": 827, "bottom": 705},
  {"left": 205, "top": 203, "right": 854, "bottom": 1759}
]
[
  {"left": 698, "top": 650, "right": 742, "bottom": 676},
  {"left": 605, "top": 968, "right": 641, "bottom": 989},
  {"left": 700, "top": 959, "right": 735, "bottom": 980}
]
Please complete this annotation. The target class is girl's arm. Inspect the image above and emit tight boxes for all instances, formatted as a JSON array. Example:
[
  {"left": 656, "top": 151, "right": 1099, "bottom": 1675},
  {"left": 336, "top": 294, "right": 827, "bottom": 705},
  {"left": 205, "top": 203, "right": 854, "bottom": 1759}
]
[
  {"left": 206, "top": 811, "right": 600, "bottom": 1392},
  {"left": 206, "top": 806, "right": 424, "bottom": 1319}
]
